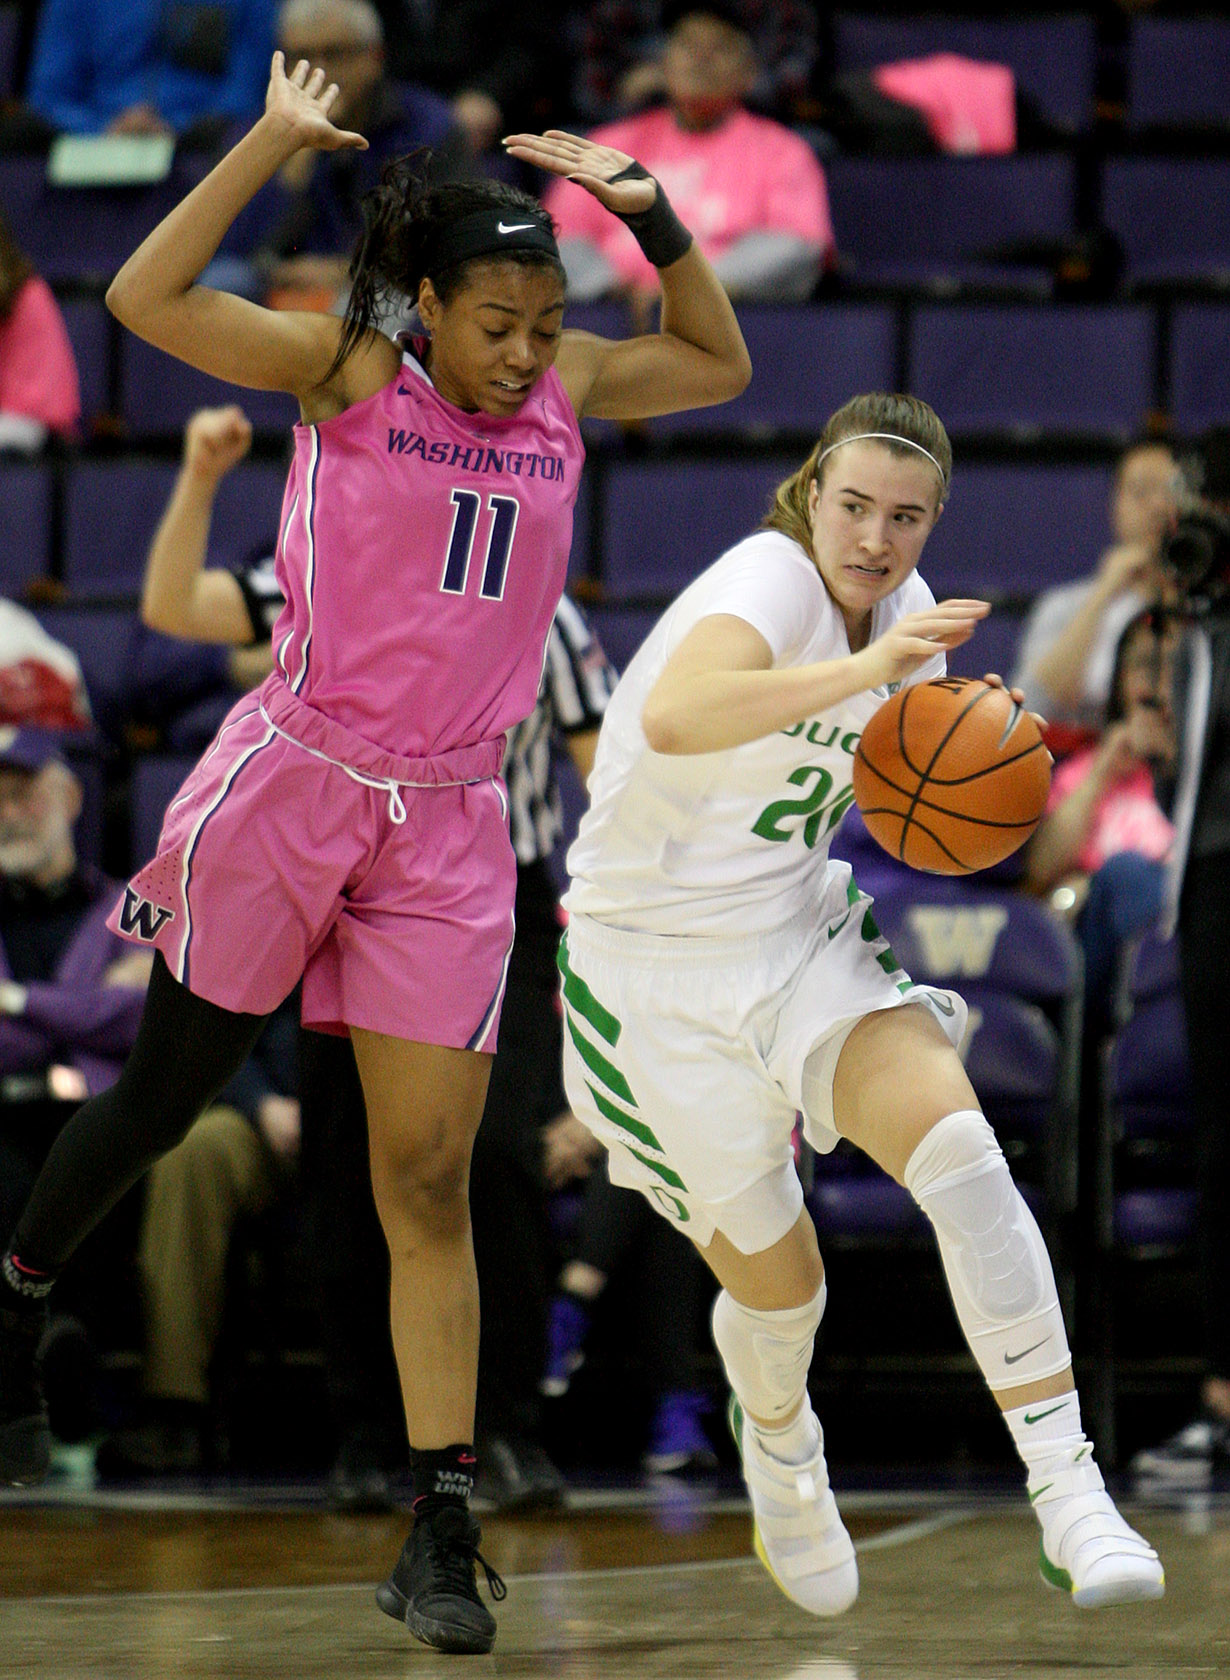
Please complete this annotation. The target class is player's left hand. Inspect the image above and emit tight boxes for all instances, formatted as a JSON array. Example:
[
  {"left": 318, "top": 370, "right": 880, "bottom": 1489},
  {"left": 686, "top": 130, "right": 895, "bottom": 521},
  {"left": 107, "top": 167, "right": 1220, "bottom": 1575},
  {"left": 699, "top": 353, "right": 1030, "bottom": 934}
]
[{"left": 502, "top": 130, "right": 656, "bottom": 215}]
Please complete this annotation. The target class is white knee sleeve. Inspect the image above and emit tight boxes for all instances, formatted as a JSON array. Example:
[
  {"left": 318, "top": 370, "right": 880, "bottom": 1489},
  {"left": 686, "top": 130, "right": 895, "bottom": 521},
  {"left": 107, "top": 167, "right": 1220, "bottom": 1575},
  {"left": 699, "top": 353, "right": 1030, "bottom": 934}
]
[
  {"left": 711, "top": 1282, "right": 826, "bottom": 1424},
  {"left": 904, "top": 1111, "right": 1070, "bottom": 1393}
]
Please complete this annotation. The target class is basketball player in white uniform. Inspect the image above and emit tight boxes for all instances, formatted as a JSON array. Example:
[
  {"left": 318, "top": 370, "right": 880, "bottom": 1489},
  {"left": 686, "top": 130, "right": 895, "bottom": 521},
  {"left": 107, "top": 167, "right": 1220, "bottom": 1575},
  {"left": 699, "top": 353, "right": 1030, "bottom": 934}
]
[{"left": 561, "top": 394, "right": 1164, "bottom": 1614}]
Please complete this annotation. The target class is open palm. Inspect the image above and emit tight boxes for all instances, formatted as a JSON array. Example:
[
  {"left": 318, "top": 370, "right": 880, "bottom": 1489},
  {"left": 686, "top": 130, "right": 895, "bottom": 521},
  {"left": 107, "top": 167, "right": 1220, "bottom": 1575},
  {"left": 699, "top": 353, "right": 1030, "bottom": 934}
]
[
  {"left": 503, "top": 129, "right": 656, "bottom": 215},
  {"left": 264, "top": 51, "right": 367, "bottom": 153}
]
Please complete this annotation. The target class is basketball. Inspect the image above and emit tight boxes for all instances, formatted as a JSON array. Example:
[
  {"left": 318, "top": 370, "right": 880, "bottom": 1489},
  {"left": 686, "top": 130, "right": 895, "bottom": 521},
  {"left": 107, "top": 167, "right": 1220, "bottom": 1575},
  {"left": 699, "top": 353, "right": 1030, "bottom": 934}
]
[{"left": 852, "top": 678, "right": 1052, "bottom": 875}]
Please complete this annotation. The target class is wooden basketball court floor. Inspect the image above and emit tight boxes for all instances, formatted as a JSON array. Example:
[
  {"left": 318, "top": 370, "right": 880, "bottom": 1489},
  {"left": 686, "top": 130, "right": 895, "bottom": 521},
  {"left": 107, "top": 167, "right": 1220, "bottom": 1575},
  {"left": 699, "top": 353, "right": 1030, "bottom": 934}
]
[{"left": 1, "top": 1480, "right": 1224, "bottom": 1678}]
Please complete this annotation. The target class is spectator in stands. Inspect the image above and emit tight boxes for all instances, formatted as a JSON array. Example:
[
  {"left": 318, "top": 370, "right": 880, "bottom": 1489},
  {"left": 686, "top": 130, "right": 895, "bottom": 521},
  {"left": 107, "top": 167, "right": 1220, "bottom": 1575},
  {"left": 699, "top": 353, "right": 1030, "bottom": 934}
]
[
  {"left": 0, "top": 210, "right": 80, "bottom": 453},
  {"left": 1012, "top": 441, "right": 1180, "bottom": 737},
  {"left": 569, "top": 0, "right": 818, "bottom": 127},
  {"left": 0, "top": 727, "right": 146, "bottom": 1446},
  {"left": 369, "top": 0, "right": 567, "bottom": 159},
  {"left": 0, "top": 601, "right": 92, "bottom": 732},
  {"left": 25, "top": 0, "right": 275, "bottom": 142},
  {"left": 1024, "top": 607, "right": 1177, "bottom": 1028},
  {"left": 542, "top": 1160, "right": 719, "bottom": 1478},
  {"left": 213, "top": 0, "right": 471, "bottom": 310},
  {"left": 96, "top": 997, "right": 300, "bottom": 1477},
  {"left": 545, "top": 0, "right": 833, "bottom": 305}
]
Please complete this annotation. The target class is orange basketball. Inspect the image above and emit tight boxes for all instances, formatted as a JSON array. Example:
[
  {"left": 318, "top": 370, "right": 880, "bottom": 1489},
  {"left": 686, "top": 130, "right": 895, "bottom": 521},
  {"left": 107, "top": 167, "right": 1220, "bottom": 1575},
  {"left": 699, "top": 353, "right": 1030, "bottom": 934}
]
[{"left": 852, "top": 678, "right": 1052, "bottom": 875}]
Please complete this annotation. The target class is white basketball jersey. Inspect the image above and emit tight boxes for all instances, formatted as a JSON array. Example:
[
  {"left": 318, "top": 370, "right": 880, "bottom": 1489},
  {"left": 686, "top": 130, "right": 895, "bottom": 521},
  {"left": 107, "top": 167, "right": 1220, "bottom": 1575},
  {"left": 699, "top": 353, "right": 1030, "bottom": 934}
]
[{"left": 564, "top": 530, "right": 946, "bottom": 935}]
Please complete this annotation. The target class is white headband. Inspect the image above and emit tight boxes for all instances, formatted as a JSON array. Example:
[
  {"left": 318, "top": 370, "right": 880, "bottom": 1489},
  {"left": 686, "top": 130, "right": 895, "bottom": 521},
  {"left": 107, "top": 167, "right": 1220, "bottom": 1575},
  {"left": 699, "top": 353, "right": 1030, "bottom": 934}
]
[{"left": 816, "top": 432, "right": 948, "bottom": 486}]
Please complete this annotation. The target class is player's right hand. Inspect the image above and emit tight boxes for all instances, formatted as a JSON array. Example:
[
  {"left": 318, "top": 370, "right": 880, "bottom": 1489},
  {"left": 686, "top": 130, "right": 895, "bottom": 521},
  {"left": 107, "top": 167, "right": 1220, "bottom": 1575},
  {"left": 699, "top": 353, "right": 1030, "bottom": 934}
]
[
  {"left": 861, "top": 599, "right": 989, "bottom": 688},
  {"left": 264, "top": 51, "right": 368, "bottom": 153},
  {"left": 183, "top": 405, "right": 253, "bottom": 484}
]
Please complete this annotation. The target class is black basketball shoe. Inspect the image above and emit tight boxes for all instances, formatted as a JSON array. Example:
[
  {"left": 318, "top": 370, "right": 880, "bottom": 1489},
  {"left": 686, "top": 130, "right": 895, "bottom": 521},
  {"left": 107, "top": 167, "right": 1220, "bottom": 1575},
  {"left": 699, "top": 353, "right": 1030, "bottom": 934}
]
[
  {"left": 376, "top": 1505, "right": 506, "bottom": 1654},
  {"left": 0, "top": 1293, "right": 51, "bottom": 1485}
]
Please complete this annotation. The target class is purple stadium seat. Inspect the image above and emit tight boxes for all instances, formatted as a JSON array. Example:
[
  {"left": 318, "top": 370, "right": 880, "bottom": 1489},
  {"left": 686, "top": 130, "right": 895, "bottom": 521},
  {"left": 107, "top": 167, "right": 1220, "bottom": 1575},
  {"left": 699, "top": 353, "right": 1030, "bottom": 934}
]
[
  {"left": 917, "top": 461, "right": 1114, "bottom": 600},
  {"left": 64, "top": 459, "right": 289, "bottom": 594},
  {"left": 0, "top": 154, "right": 213, "bottom": 286},
  {"left": 650, "top": 305, "right": 896, "bottom": 438},
  {"left": 1126, "top": 18, "right": 1230, "bottom": 132},
  {"left": 0, "top": 461, "right": 52, "bottom": 595},
  {"left": 832, "top": 11, "right": 1097, "bottom": 135},
  {"left": 130, "top": 754, "right": 197, "bottom": 870},
  {"left": 871, "top": 883, "right": 1081, "bottom": 1008},
  {"left": 602, "top": 458, "right": 792, "bottom": 597},
  {"left": 60, "top": 296, "right": 113, "bottom": 431},
  {"left": 586, "top": 604, "right": 658, "bottom": 674},
  {"left": 826, "top": 154, "right": 1075, "bottom": 293},
  {"left": 0, "top": 5, "right": 19, "bottom": 99},
  {"left": 1102, "top": 159, "right": 1230, "bottom": 289},
  {"left": 206, "top": 463, "right": 291, "bottom": 570},
  {"left": 945, "top": 607, "right": 1023, "bottom": 688},
  {"left": 1170, "top": 305, "right": 1230, "bottom": 434},
  {"left": 63, "top": 459, "right": 178, "bottom": 594},
  {"left": 120, "top": 334, "right": 299, "bottom": 440},
  {"left": 908, "top": 304, "right": 1155, "bottom": 440}
]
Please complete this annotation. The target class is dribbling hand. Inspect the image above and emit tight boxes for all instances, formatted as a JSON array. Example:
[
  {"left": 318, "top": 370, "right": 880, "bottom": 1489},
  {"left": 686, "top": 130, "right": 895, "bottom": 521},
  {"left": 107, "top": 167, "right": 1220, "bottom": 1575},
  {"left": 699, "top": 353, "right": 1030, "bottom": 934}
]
[
  {"left": 502, "top": 130, "right": 656, "bottom": 215},
  {"left": 861, "top": 599, "right": 989, "bottom": 688},
  {"left": 265, "top": 51, "right": 368, "bottom": 153}
]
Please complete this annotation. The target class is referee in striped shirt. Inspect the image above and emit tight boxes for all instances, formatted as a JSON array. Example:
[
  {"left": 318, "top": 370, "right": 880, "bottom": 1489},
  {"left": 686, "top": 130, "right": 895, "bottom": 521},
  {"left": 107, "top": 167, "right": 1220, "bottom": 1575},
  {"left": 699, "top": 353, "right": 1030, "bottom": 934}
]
[{"left": 139, "top": 404, "right": 619, "bottom": 1509}]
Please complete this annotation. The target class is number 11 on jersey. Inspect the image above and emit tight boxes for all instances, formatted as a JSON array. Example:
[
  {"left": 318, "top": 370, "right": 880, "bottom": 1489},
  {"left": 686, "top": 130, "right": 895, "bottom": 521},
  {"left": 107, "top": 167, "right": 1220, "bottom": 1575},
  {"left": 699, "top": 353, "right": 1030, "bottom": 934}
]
[{"left": 440, "top": 489, "right": 520, "bottom": 601}]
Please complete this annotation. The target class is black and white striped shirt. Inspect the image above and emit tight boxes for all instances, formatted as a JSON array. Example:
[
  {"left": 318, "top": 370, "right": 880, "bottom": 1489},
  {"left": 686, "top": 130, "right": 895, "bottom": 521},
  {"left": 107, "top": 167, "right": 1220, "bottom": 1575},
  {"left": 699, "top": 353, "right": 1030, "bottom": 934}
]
[
  {"left": 505, "top": 593, "right": 618, "bottom": 865},
  {"left": 234, "top": 557, "right": 617, "bottom": 867}
]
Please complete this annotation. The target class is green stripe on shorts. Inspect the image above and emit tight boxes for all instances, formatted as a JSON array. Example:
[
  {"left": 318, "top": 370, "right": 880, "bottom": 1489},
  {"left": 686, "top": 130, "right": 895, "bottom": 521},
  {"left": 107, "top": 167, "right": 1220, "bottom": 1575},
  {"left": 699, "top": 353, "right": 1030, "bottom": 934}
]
[
  {"left": 564, "top": 1008, "right": 636, "bottom": 1106},
  {"left": 557, "top": 934, "right": 621, "bottom": 1046},
  {"left": 585, "top": 1079, "right": 664, "bottom": 1153}
]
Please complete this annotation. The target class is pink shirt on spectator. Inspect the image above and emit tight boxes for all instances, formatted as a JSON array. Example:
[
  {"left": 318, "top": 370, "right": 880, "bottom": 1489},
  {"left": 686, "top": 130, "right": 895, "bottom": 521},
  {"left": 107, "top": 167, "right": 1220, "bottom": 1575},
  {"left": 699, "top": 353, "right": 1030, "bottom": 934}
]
[
  {"left": 873, "top": 54, "right": 1016, "bottom": 155},
  {"left": 1048, "top": 748, "right": 1174, "bottom": 876},
  {"left": 545, "top": 105, "right": 833, "bottom": 291},
  {"left": 0, "top": 276, "right": 81, "bottom": 435}
]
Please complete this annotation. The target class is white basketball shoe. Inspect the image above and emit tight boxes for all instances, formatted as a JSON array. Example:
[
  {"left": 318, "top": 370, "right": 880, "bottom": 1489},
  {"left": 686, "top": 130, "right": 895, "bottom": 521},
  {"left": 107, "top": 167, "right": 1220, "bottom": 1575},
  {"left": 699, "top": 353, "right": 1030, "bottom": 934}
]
[
  {"left": 1032, "top": 1448, "right": 1165, "bottom": 1608},
  {"left": 728, "top": 1396, "right": 859, "bottom": 1616}
]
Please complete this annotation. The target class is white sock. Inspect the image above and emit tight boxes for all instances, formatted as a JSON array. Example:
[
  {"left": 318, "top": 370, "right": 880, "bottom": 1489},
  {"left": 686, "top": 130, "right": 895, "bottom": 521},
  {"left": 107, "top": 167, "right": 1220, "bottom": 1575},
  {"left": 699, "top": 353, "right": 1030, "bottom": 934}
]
[
  {"left": 1002, "top": 1392, "right": 1090, "bottom": 1491},
  {"left": 752, "top": 1404, "right": 820, "bottom": 1466}
]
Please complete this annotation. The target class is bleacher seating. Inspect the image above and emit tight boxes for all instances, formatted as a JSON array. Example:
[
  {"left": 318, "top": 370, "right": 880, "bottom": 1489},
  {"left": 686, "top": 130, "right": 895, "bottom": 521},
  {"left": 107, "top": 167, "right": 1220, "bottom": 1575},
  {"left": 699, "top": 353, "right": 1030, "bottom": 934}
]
[
  {"left": 825, "top": 154, "right": 1076, "bottom": 294},
  {"left": 831, "top": 11, "right": 1098, "bottom": 136},
  {"left": 648, "top": 304, "right": 896, "bottom": 438},
  {"left": 1101, "top": 158, "right": 1230, "bottom": 291},
  {"left": 0, "top": 462, "right": 53, "bottom": 596},
  {"left": 908, "top": 304, "right": 1155, "bottom": 441},
  {"left": 60, "top": 295, "right": 113, "bottom": 434},
  {"left": 1169, "top": 304, "right": 1230, "bottom": 433},
  {"left": 120, "top": 335, "right": 299, "bottom": 442},
  {"left": 1125, "top": 17, "right": 1230, "bottom": 135}
]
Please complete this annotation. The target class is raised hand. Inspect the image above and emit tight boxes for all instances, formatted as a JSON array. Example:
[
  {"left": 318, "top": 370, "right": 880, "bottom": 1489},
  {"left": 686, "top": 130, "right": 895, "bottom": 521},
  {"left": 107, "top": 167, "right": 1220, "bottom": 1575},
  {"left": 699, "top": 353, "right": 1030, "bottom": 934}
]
[
  {"left": 183, "top": 405, "right": 253, "bottom": 484},
  {"left": 264, "top": 51, "right": 368, "bottom": 153},
  {"left": 502, "top": 129, "right": 656, "bottom": 215}
]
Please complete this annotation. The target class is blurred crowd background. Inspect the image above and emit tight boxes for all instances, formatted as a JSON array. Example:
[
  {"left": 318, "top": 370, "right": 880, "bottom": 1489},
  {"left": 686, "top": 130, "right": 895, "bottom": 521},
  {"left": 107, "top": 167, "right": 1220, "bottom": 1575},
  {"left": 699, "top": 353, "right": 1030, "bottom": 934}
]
[{"left": 0, "top": 0, "right": 1227, "bottom": 1507}]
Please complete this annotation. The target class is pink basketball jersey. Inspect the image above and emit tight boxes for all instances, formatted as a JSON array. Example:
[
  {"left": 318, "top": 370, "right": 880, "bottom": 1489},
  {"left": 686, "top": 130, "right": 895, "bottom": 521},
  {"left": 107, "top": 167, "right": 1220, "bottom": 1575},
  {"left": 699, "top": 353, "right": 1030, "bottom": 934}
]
[{"left": 269, "top": 343, "right": 585, "bottom": 762}]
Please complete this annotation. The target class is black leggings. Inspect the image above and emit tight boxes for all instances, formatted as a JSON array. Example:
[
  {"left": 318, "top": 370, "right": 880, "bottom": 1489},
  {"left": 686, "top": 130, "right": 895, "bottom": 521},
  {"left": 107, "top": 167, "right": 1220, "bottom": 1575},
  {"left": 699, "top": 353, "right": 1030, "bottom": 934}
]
[{"left": 12, "top": 955, "right": 269, "bottom": 1273}]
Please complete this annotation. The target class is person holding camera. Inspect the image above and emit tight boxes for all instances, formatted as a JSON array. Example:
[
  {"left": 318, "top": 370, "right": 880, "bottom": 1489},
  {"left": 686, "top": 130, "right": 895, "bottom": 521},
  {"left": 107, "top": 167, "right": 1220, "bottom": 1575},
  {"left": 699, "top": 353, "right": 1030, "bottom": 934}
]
[
  {"left": 1131, "top": 429, "right": 1230, "bottom": 1487},
  {"left": 1012, "top": 441, "right": 1180, "bottom": 739}
]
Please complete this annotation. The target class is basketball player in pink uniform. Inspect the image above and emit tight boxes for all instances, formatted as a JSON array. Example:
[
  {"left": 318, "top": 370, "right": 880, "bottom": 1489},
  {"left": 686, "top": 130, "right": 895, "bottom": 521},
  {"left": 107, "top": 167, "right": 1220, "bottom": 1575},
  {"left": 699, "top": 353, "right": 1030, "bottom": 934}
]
[{"left": 0, "top": 55, "right": 750, "bottom": 1654}]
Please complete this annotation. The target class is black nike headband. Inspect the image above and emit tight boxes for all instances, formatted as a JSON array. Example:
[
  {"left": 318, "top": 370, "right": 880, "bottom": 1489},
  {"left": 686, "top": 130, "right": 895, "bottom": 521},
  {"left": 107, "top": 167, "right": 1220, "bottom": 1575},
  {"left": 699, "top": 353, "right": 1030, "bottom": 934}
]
[{"left": 423, "top": 208, "right": 560, "bottom": 277}]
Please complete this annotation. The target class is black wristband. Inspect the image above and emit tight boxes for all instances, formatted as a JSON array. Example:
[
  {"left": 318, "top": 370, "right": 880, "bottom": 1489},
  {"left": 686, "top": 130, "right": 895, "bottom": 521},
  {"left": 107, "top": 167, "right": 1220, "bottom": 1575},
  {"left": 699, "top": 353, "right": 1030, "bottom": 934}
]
[{"left": 607, "top": 161, "right": 694, "bottom": 269}]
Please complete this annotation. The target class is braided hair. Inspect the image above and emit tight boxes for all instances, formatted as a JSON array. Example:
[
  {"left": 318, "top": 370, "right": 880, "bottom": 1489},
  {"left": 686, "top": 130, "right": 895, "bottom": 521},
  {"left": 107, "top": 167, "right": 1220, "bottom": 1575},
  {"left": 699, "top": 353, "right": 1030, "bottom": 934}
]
[{"left": 325, "top": 153, "right": 564, "bottom": 383}]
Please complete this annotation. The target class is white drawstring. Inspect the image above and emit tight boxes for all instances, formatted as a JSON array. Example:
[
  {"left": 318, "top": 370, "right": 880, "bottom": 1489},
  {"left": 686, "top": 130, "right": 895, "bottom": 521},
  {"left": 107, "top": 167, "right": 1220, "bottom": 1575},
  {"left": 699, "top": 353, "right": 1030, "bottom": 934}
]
[{"left": 260, "top": 708, "right": 411, "bottom": 824}]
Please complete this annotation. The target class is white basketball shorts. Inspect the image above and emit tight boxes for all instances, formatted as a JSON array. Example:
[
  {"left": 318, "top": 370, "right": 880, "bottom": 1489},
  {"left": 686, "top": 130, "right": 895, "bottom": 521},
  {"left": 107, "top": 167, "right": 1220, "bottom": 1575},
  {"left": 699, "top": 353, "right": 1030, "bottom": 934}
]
[{"left": 559, "top": 862, "right": 967, "bottom": 1255}]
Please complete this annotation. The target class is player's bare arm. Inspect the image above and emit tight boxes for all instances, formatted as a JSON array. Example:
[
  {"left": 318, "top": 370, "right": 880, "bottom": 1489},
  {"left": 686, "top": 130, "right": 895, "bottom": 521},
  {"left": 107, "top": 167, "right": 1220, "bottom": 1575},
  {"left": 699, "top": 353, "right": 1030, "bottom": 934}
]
[
  {"left": 641, "top": 601, "right": 988, "bottom": 756},
  {"left": 504, "top": 130, "right": 751, "bottom": 420},
  {"left": 107, "top": 54, "right": 395, "bottom": 407},
  {"left": 141, "top": 406, "right": 258, "bottom": 644}
]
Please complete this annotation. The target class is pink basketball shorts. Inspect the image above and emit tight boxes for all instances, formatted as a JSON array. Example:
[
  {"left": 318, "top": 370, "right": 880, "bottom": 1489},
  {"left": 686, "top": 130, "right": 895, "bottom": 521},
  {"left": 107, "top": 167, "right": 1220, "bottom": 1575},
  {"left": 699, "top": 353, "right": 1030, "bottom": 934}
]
[{"left": 107, "top": 700, "right": 517, "bottom": 1049}]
